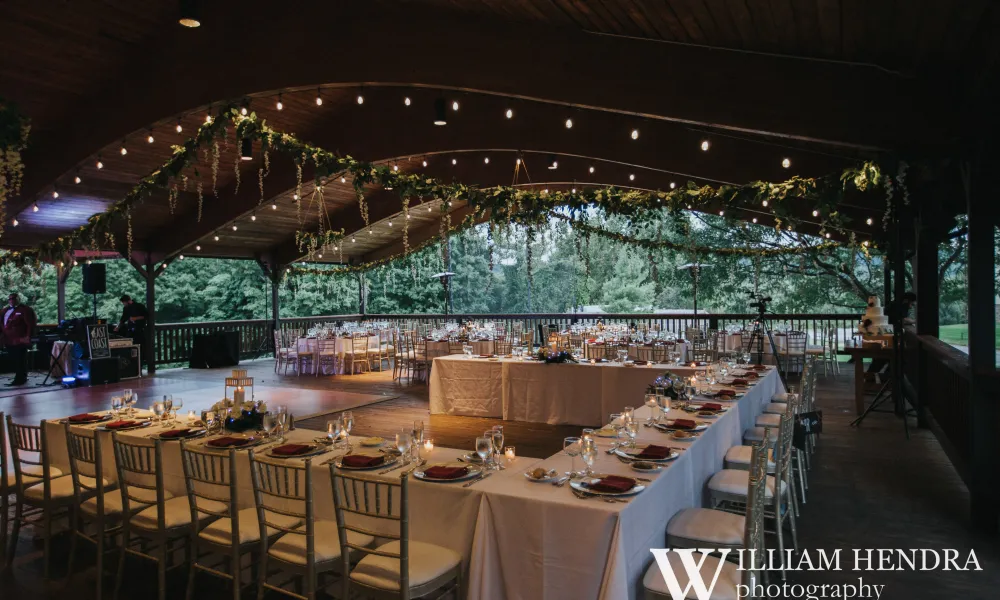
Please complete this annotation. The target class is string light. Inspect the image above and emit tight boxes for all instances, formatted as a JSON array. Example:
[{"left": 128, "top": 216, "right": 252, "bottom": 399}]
[
  {"left": 669, "top": 182, "right": 676, "bottom": 189},
  {"left": 505, "top": 108, "right": 513, "bottom": 119},
  {"left": 825, "top": 232, "right": 831, "bottom": 238},
  {"left": 862, "top": 240, "right": 869, "bottom": 247},
  {"left": 33, "top": 202, "right": 39, "bottom": 211},
  {"left": 276, "top": 94, "right": 283, "bottom": 111},
  {"left": 422, "top": 160, "right": 428, "bottom": 167},
  {"left": 484, "top": 157, "right": 490, "bottom": 164},
  {"left": 628, "top": 174, "right": 635, "bottom": 181},
  {"left": 782, "top": 158, "right": 791, "bottom": 168},
  {"left": 392, "top": 163, "right": 399, "bottom": 172},
  {"left": 762, "top": 200, "right": 768, "bottom": 207},
  {"left": 719, "top": 210, "right": 725, "bottom": 216},
  {"left": 433, "top": 98, "right": 447, "bottom": 126},
  {"left": 340, "top": 176, "right": 346, "bottom": 183},
  {"left": 452, "top": 158, "right": 457, "bottom": 165},
  {"left": 213, "top": 235, "right": 220, "bottom": 241},
  {"left": 317, "top": 253, "right": 322, "bottom": 258},
  {"left": 565, "top": 118, "right": 573, "bottom": 129},
  {"left": 451, "top": 100, "right": 459, "bottom": 111},
  {"left": 52, "top": 189, "right": 59, "bottom": 199},
  {"left": 175, "top": 120, "right": 183, "bottom": 133},
  {"left": 700, "top": 140, "right": 710, "bottom": 152},
  {"left": 866, "top": 218, "right": 873, "bottom": 226},
  {"left": 404, "top": 97, "right": 411, "bottom": 106},
  {"left": 571, "top": 188, "right": 577, "bottom": 194},
  {"left": 147, "top": 130, "right": 155, "bottom": 143},
  {"left": 12, "top": 219, "right": 18, "bottom": 227},
  {"left": 589, "top": 166, "right": 595, "bottom": 174},
  {"left": 74, "top": 173, "right": 82, "bottom": 184},
  {"left": 179, "top": 254, "right": 185, "bottom": 260},
  {"left": 96, "top": 158, "right": 104, "bottom": 169},
  {"left": 120, "top": 141, "right": 128, "bottom": 155},
  {"left": 812, "top": 210, "right": 819, "bottom": 217},
  {"left": 516, "top": 158, "right": 521, "bottom": 165},
  {"left": 352, "top": 237, "right": 356, "bottom": 243},
  {"left": 205, "top": 113, "right": 213, "bottom": 124},
  {"left": 195, "top": 245, "right": 201, "bottom": 251},
  {"left": 293, "top": 193, "right": 299, "bottom": 200},
  {"left": 315, "top": 88, "right": 323, "bottom": 105},
  {"left": 240, "top": 106, "right": 248, "bottom": 116},
  {"left": 250, "top": 213, "right": 257, "bottom": 222},
  {"left": 271, "top": 203, "right": 277, "bottom": 210},
  {"left": 752, "top": 217, "right": 758, "bottom": 223},
  {"left": 631, "top": 129, "right": 639, "bottom": 140},
  {"left": 388, "top": 221, "right": 393, "bottom": 227},
  {"left": 542, "top": 189, "right": 549, "bottom": 194},
  {"left": 231, "top": 224, "right": 238, "bottom": 231},
  {"left": 356, "top": 93, "right": 364, "bottom": 105}
]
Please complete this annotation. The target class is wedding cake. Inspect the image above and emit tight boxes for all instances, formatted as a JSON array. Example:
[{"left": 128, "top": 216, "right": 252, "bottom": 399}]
[{"left": 858, "top": 296, "right": 892, "bottom": 336}]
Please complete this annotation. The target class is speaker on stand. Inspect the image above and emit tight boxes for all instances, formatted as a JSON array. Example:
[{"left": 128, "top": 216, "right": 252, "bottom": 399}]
[{"left": 82, "top": 263, "right": 107, "bottom": 320}]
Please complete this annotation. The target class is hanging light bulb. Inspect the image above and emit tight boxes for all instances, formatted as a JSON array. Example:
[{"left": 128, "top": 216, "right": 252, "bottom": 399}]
[
  {"left": 175, "top": 120, "right": 183, "bottom": 133},
  {"left": 388, "top": 221, "right": 393, "bottom": 227},
  {"left": 484, "top": 157, "right": 490, "bottom": 164},
  {"left": 762, "top": 200, "right": 768, "bottom": 207},
  {"left": 862, "top": 240, "right": 869, "bottom": 247},
  {"left": 73, "top": 260, "right": 78, "bottom": 266},
  {"left": 240, "top": 106, "right": 248, "bottom": 116},
  {"left": 271, "top": 203, "right": 277, "bottom": 210},
  {"left": 195, "top": 245, "right": 201, "bottom": 251},
  {"left": 293, "top": 193, "right": 299, "bottom": 201},
  {"left": 447, "top": 201, "right": 453, "bottom": 207},
  {"left": 340, "top": 176, "right": 347, "bottom": 183},
  {"left": 571, "top": 187, "right": 577, "bottom": 194},
  {"left": 179, "top": 254, "right": 185, "bottom": 260},
  {"left": 719, "top": 210, "right": 725, "bottom": 216},
  {"left": 96, "top": 158, "right": 104, "bottom": 169},
  {"left": 406, "top": 213, "right": 410, "bottom": 220},
  {"left": 231, "top": 224, "right": 238, "bottom": 231},
  {"left": 628, "top": 174, "right": 635, "bottom": 181},
  {"left": 422, "top": 160, "right": 428, "bottom": 167},
  {"left": 812, "top": 210, "right": 819, "bottom": 217},
  {"left": 147, "top": 130, "right": 155, "bottom": 143},
  {"left": 352, "top": 237, "right": 356, "bottom": 243},
  {"left": 631, "top": 129, "right": 639, "bottom": 140},
  {"left": 33, "top": 202, "right": 39, "bottom": 212},
  {"left": 516, "top": 158, "right": 521, "bottom": 165},
  {"left": 547, "top": 155, "right": 558, "bottom": 170},
  {"left": 505, "top": 108, "right": 513, "bottom": 119},
  {"left": 250, "top": 213, "right": 257, "bottom": 222},
  {"left": 276, "top": 93, "right": 283, "bottom": 110},
  {"left": 433, "top": 98, "right": 447, "bottom": 126},
  {"left": 669, "top": 182, "right": 676, "bottom": 189},
  {"left": 866, "top": 218, "right": 873, "bottom": 226},
  {"left": 782, "top": 158, "right": 791, "bottom": 169},
  {"left": 565, "top": 118, "right": 573, "bottom": 129},
  {"left": 356, "top": 93, "right": 364, "bottom": 105},
  {"left": 120, "top": 141, "right": 128, "bottom": 155},
  {"left": 179, "top": 0, "right": 200, "bottom": 27},
  {"left": 240, "top": 137, "right": 253, "bottom": 161},
  {"left": 205, "top": 113, "right": 213, "bottom": 124},
  {"left": 74, "top": 174, "right": 82, "bottom": 184},
  {"left": 392, "top": 164, "right": 399, "bottom": 171},
  {"left": 451, "top": 158, "right": 457, "bottom": 165},
  {"left": 404, "top": 96, "right": 411, "bottom": 106},
  {"left": 317, "top": 253, "right": 323, "bottom": 258},
  {"left": 213, "top": 235, "right": 220, "bottom": 241},
  {"left": 451, "top": 100, "right": 459, "bottom": 111},
  {"left": 825, "top": 232, "right": 832, "bottom": 239},
  {"left": 315, "top": 88, "right": 323, "bottom": 105},
  {"left": 52, "top": 189, "right": 59, "bottom": 199},
  {"left": 12, "top": 218, "right": 19, "bottom": 227},
  {"left": 700, "top": 140, "right": 710, "bottom": 152},
  {"left": 427, "top": 205, "right": 432, "bottom": 212}
]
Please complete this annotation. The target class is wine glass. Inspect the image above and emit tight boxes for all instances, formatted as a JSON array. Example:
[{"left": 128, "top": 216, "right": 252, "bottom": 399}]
[
  {"left": 476, "top": 436, "right": 492, "bottom": 469},
  {"left": 412, "top": 419, "right": 424, "bottom": 445},
  {"left": 396, "top": 431, "right": 412, "bottom": 465},
  {"left": 111, "top": 396, "right": 123, "bottom": 418},
  {"left": 644, "top": 393, "right": 658, "bottom": 424},
  {"left": 463, "top": 344, "right": 473, "bottom": 357},
  {"left": 616, "top": 349, "right": 629, "bottom": 364},
  {"left": 262, "top": 413, "right": 277, "bottom": 438},
  {"left": 563, "top": 437, "right": 582, "bottom": 477},
  {"left": 275, "top": 407, "right": 288, "bottom": 442},
  {"left": 172, "top": 397, "right": 184, "bottom": 421},
  {"left": 625, "top": 419, "right": 639, "bottom": 448},
  {"left": 162, "top": 396, "right": 173, "bottom": 423},
  {"left": 491, "top": 426, "right": 504, "bottom": 470},
  {"left": 580, "top": 438, "right": 598, "bottom": 477},
  {"left": 657, "top": 393, "right": 671, "bottom": 423},
  {"left": 152, "top": 401, "right": 165, "bottom": 422},
  {"left": 342, "top": 411, "right": 354, "bottom": 437},
  {"left": 327, "top": 419, "right": 343, "bottom": 445}
]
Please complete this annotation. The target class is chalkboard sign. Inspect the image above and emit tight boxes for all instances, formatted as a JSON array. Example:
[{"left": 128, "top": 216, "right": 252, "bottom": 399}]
[{"left": 87, "top": 324, "right": 111, "bottom": 359}]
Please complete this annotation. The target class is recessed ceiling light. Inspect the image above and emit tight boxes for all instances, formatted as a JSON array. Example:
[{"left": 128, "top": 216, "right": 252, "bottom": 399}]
[
  {"left": 434, "top": 98, "right": 447, "bottom": 126},
  {"left": 178, "top": 0, "right": 200, "bottom": 27}
]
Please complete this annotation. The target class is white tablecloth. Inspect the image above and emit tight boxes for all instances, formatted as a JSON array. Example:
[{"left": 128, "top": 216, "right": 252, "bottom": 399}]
[
  {"left": 430, "top": 356, "right": 703, "bottom": 425},
  {"left": 468, "top": 367, "right": 783, "bottom": 600}
]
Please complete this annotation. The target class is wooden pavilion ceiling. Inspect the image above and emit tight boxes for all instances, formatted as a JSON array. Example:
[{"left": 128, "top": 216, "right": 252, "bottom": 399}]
[{"left": 1, "top": 0, "right": 996, "bottom": 265}]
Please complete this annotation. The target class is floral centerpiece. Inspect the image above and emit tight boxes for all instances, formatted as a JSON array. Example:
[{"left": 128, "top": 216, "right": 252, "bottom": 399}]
[
  {"left": 209, "top": 398, "right": 268, "bottom": 432},
  {"left": 536, "top": 349, "right": 578, "bottom": 364},
  {"left": 648, "top": 371, "right": 684, "bottom": 399}
]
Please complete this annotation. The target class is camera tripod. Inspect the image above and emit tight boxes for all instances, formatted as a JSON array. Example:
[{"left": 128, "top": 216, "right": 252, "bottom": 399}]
[{"left": 742, "top": 304, "right": 789, "bottom": 391}]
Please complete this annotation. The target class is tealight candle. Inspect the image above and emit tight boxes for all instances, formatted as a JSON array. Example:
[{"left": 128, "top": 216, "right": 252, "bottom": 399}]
[
  {"left": 505, "top": 446, "right": 516, "bottom": 462},
  {"left": 423, "top": 439, "right": 434, "bottom": 452},
  {"left": 187, "top": 410, "right": 196, "bottom": 421},
  {"left": 590, "top": 359, "right": 596, "bottom": 364}
]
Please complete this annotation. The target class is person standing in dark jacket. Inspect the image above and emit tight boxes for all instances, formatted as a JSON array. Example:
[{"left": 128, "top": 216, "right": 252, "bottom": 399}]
[{"left": 1, "top": 293, "right": 37, "bottom": 386}]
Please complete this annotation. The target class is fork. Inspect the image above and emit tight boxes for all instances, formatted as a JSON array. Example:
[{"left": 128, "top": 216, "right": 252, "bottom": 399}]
[{"left": 572, "top": 488, "right": 624, "bottom": 503}]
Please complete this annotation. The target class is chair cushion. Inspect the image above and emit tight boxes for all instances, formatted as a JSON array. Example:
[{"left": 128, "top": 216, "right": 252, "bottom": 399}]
[
  {"left": 643, "top": 551, "right": 741, "bottom": 600},
  {"left": 268, "top": 520, "right": 374, "bottom": 565},
  {"left": 24, "top": 474, "right": 105, "bottom": 501},
  {"left": 350, "top": 540, "right": 461, "bottom": 592},
  {"left": 743, "top": 426, "right": 778, "bottom": 444},
  {"left": 6, "top": 464, "right": 64, "bottom": 489},
  {"left": 82, "top": 485, "right": 167, "bottom": 517},
  {"left": 132, "top": 496, "right": 224, "bottom": 531},
  {"left": 199, "top": 507, "right": 302, "bottom": 546},
  {"left": 763, "top": 402, "right": 787, "bottom": 415},
  {"left": 723, "top": 445, "right": 776, "bottom": 473},
  {"left": 666, "top": 508, "right": 744, "bottom": 546},
  {"left": 755, "top": 414, "right": 781, "bottom": 428},
  {"left": 708, "top": 469, "right": 785, "bottom": 499}
]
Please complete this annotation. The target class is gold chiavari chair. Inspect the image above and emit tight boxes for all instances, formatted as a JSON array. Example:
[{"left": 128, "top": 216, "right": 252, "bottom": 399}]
[
  {"left": 330, "top": 467, "right": 461, "bottom": 600},
  {"left": 408, "top": 332, "right": 430, "bottom": 383},
  {"left": 113, "top": 434, "right": 215, "bottom": 600},
  {"left": 690, "top": 338, "right": 712, "bottom": 362},
  {"left": 250, "top": 453, "right": 373, "bottom": 600},
  {"left": 65, "top": 424, "right": 119, "bottom": 597},
  {"left": 182, "top": 443, "right": 298, "bottom": 600},
  {"left": 0, "top": 411, "right": 8, "bottom": 560},
  {"left": 447, "top": 339, "right": 464, "bottom": 355},
  {"left": 782, "top": 331, "right": 807, "bottom": 375},
  {"left": 316, "top": 337, "right": 338, "bottom": 377},
  {"left": 345, "top": 335, "right": 372, "bottom": 375},
  {"left": 645, "top": 437, "right": 768, "bottom": 598},
  {"left": 281, "top": 330, "right": 300, "bottom": 376},
  {"left": 393, "top": 329, "right": 408, "bottom": 381},
  {"left": 5, "top": 415, "right": 71, "bottom": 577}
]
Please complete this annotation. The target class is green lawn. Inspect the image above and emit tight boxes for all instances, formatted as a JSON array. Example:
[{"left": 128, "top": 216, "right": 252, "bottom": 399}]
[{"left": 938, "top": 323, "right": 1000, "bottom": 347}]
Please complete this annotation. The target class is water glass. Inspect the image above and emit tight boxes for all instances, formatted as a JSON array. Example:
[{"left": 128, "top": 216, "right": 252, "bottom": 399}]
[
  {"left": 491, "top": 426, "right": 504, "bottom": 469},
  {"left": 625, "top": 419, "right": 639, "bottom": 448},
  {"left": 343, "top": 411, "right": 355, "bottom": 436},
  {"left": 162, "top": 396, "right": 174, "bottom": 422},
  {"left": 644, "top": 393, "right": 658, "bottom": 424},
  {"left": 580, "top": 438, "right": 598, "bottom": 476},
  {"left": 111, "top": 396, "right": 123, "bottom": 417},
  {"left": 476, "top": 436, "right": 493, "bottom": 466},
  {"left": 657, "top": 394, "right": 671, "bottom": 422},
  {"left": 327, "top": 420, "right": 343, "bottom": 445},
  {"left": 616, "top": 349, "right": 629, "bottom": 363},
  {"left": 262, "top": 413, "right": 277, "bottom": 437},
  {"left": 173, "top": 397, "right": 184, "bottom": 420},
  {"left": 396, "top": 431, "right": 412, "bottom": 464},
  {"left": 563, "top": 436, "right": 582, "bottom": 477},
  {"left": 412, "top": 420, "right": 425, "bottom": 444},
  {"left": 152, "top": 401, "right": 165, "bottom": 421},
  {"left": 462, "top": 344, "right": 473, "bottom": 357}
]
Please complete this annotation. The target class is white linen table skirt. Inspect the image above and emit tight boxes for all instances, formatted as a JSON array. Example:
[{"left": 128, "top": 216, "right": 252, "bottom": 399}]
[
  {"left": 430, "top": 356, "right": 702, "bottom": 425},
  {"left": 468, "top": 367, "right": 782, "bottom": 600}
]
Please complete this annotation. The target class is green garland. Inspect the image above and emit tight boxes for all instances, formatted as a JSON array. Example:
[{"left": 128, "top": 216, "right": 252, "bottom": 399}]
[
  {"left": 5, "top": 103, "right": 884, "bottom": 272},
  {"left": 1, "top": 99, "right": 30, "bottom": 242}
]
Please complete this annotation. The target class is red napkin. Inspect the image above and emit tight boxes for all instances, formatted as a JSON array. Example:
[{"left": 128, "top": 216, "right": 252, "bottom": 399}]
[
  {"left": 422, "top": 465, "right": 469, "bottom": 480},
  {"left": 586, "top": 475, "right": 636, "bottom": 493},
  {"left": 104, "top": 420, "right": 137, "bottom": 429},
  {"left": 635, "top": 445, "right": 671, "bottom": 460},
  {"left": 159, "top": 428, "right": 193, "bottom": 439},
  {"left": 68, "top": 413, "right": 102, "bottom": 423},
  {"left": 340, "top": 454, "right": 386, "bottom": 468},
  {"left": 732, "top": 378, "right": 749, "bottom": 386},
  {"left": 478, "top": 354, "right": 496, "bottom": 359},
  {"left": 716, "top": 389, "right": 737, "bottom": 397},
  {"left": 633, "top": 360, "right": 649, "bottom": 365},
  {"left": 751, "top": 364, "right": 768, "bottom": 371},
  {"left": 671, "top": 419, "right": 697, "bottom": 430},
  {"left": 701, "top": 403, "right": 724, "bottom": 411},
  {"left": 206, "top": 436, "right": 250, "bottom": 448},
  {"left": 743, "top": 371, "right": 760, "bottom": 379},
  {"left": 271, "top": 444, "right": 313, "bottom": 456}
]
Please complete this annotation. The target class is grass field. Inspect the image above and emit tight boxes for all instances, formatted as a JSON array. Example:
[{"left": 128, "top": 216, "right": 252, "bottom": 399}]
[{"left": 937, "top": 323, "right": 1000, "bottom": 347}]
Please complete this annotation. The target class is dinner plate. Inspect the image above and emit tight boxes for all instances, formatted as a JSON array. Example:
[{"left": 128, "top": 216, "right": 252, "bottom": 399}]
[
  {"left": 523, "top": 470, "right": 559, "bottom": 483},
  {"left": 334, "top": 455, "right": 397, "bottom": 470},
  {"left": 266, "top": 445, "right": 329, "bottom": 459},
  {"left": 150, "top": 428, "right": 208, "bottom": 441},
  {"left": 570, "top": 476, "right": 645, "bottom": 497},
  {"left": 413, "top": 463, "right": 483, "bottom": 482},
  {"left": 614, "top": 445, "right": 679, "bottom": 462},
  {"left": 96, "top": 420, "right": 153, "bottom": 432},
  {"left": 359, "top": 436, "right": 385, "bottom": 447},
  {"left": 64, "top": 413, "right": 113, "bottom": 425},
  {"left": 656, "top": 421, "right": 709, "bottom": 432},
  {"left": 593, "top": 427, "right": 618, "bottom": 438}
]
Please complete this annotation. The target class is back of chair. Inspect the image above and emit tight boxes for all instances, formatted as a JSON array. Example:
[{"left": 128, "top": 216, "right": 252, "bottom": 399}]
[
  {"left": 112, "top": 434, "right": 168, "bottom": 530},
  {"left": 318, "top": 338, "right": 337, "bottom": 354},
  {"left": 0, "top": 411, "right": 7, "bottom": 497},
  {"left": 742, "top": 438, "right": 769, "bottom": 592},
  {"left": 351, "top": 336, "right": 368, "bottom": 354},
  {"left": 330, "top": 467, "right": 408, "bottom": 591},
  {"left": 785, "top": 331, "right": 806, "bottom": 354},
  {"left": 248, "top": 453, "right": 313, "bottom": 557},
  {"left": 775, "top": 409, "right": 796, "bottom": 495},
  {"left": 65, "top": 424, "right": 109, "bottom": 511},
  {"left": 6, "top": 415, "right": 56, "bottom": 490},
  {"left": 181, "top": 443, "right": 237, "bottom": 544},
  {"left": 447, "top": 340, "right": 464, "bottom": 355}
]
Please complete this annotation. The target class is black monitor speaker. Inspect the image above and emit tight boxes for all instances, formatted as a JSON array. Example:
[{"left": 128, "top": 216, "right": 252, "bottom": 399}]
[{"left": 82, "top": 263, "right": 107, "bottom": 294}]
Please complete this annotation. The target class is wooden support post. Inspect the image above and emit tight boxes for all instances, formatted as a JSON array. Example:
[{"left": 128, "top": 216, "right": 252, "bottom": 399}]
[
  {"left": 357, "top": 272, "right": 367, "bottom": 316},
  {"left": 56, "top": 261, "right": 74, "bottom": 323},
  {"left": 129, "top": 252, "right": 160, "bottom": 375},
  {"left": 271, "top": 268, "right": 281, "bottom": 336},
  {"left": 891, "top": 208, "right": 908, "bottom": 419},
  {"left": 964, "top": 159, "right": 999, "bottom": 533},
  {"left": 914, "top": 217, "right": 940, "bottom": 338}
]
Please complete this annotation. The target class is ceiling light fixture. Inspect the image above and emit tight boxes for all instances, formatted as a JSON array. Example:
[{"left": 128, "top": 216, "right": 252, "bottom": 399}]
[
  {"left": 433, "top": 98, "right": 447, "bottom": 126},
  {"left": 271, "top": 203, "right": 277, "bottom": 210},
  {"left": 547, "top": 154, "right": 558, "bottom": 170},
  {"left": 315, "top": 88, "right": 323, "bottom": 105},
  {"left": 196, "top": 245, "right": 201, "bottom": 251},
  {"left": 175, "top": 120, "right": 183, "bottom": 133},
  {"left": 147, "top": 130, "right": 155, "bottom": 143},
  {"left": 74, "top": 173, "right": 82, "bottom": 184},
  {"left": 451, "top": 100, "right": 459, "bottom": 111},
  {"left": 356, "top": 93, "right": 364, "bottom": 105},
  {"left": 404, "top": 96, "right": 411, "bottom": 106},
  {"left": 33, "top": 202, "right": 39, "bottom": 212},
  {"left": 240, "top": 137, "right": 253, "bottom": 160},
  {"left": 178, "top": 0, "right": 200, "bottom": 27},
  {"left": 484, "top": 157, "right": 490, "bottom": 164},
  {"left": 451, "top": 158, "right": 457, "bottom": 165},
  {"left": 213, "top": 235, "right": 219, "bottom": 241},
  {"left": 120, "top": 141, "right": 128, "bottom": 155},
  {"left": 232, "top": 224, "right": 238, "bottom": 231}
]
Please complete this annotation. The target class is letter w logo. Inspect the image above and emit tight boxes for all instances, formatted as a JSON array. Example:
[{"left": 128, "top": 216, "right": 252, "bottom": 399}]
[{"left": 650, "top": 548, "right": 731, "bottom": 600}]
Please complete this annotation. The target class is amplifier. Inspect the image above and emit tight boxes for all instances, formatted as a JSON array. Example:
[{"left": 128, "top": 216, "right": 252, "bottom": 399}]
[
  {"left": 110, "top": 344, "right": 142, "bottom": 379},
  {"left": 109, "top": 337, "right": 135, "bottom": 349},
  {"left": 78, "top": 357, "right": 119, "bottom": 385}
]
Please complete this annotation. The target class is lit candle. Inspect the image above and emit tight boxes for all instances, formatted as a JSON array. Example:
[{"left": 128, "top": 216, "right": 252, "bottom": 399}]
[
  {"left": 187, "top": 410, "right": 196, "bottom": 421},
  {"left": 423, "top": 439, "right": 434, "bottom": 452},
  {"left": 233, "top": 386, "right": 245, "bottom": 404},
  {"left": 505, "top": 446, "right": 516, "bottom": 462},
  {"left": 690, "top": 362, "right": 696, "bottom": 368}
]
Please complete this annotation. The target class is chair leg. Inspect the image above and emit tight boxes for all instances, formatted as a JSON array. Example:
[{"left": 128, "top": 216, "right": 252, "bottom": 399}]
[
  {"left": 0, "top": 491, "right": 8, "bottom": 563},
  {"left": 66, "top": 509, "right": 79, "bottom": 585},
  {"left": 43, "top": 509, "right": 52, "bottom": 579},
  {"left": 114, "top": 532, "right": 129, "bottom": 600},
  {"left": 95, "top": 524, "right": 105, "bottom": 600},
  {"left": 787, "top": 495, "right": 800, "bottom": 552},
  {"left": 775, "top": 505, "right": 786, "bottom": 581},
  {"left": 158, "top": 542, "right": 168, "bottom": 600},
  {"left": 185, "top": 547, "right": 198, "bottom": 600},
  {"left": 231, "top": 547, "right": 242, "bottom": 600}
]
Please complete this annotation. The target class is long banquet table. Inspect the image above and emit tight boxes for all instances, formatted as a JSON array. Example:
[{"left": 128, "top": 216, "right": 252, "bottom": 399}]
[
  {"left": 429, "top": 355, "right": 703, "bottom": 425},
  {"left": 43, "top": 366, "right": 780, "bottom": 600}
]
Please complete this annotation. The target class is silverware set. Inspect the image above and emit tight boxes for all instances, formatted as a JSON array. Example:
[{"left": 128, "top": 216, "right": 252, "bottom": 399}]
[
  {"left": 571, "top": 488, "right": 627, "bottom": 503},
  {"left": 462, "top": 471, "right": 493, "bottom": 487}
]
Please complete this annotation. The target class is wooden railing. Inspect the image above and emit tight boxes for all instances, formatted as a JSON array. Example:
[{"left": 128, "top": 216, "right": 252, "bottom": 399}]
[{"left": 155, "top": 312, "right": 861, "bottom": 366}]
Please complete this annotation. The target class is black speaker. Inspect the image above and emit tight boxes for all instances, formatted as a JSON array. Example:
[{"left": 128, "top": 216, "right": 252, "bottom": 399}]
[
  {"left": 79, "top": 356, "right": 119, "bottom": 385},
  {"left": 82, "top": 263, "right": 107, "bottom": 294},
  {"left": 110, "top": 345, "right": 142, "bottom": 379}
]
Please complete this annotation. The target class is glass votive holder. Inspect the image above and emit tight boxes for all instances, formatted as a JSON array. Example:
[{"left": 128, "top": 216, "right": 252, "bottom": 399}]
[
  {"left": 423, "top": 439, "right": 434, "bottom": 453},
  {"left": 504, "top": 446, "right": 516, "bottom": 463}
]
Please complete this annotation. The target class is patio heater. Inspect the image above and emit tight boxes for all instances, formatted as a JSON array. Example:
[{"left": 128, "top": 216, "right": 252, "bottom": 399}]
[
  {"left": 431, "top": 272, "right": 456, "bottom": 315},
  {"left": 678, "top": 262, "right": 712, "bottom": 327}
]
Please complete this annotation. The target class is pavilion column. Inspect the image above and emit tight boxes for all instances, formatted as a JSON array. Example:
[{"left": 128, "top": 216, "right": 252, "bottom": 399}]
[
  {"left": 130, "top": 253, "right": 159, "bottom": 375},
  {"left": 271, "top": 267, "right": 281, "bottom": 334},
  {"left": 56, "top": 261, "right": 74, "bottom": 323},
  {"left": 964, "top": 158, "right": 999, "bottom": 533},
  {"left": 358, "top": 272, "right": 367, "bottom": 316},
  {"left": 914, "top": 216, "right": 940, "bottom": 338}
]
